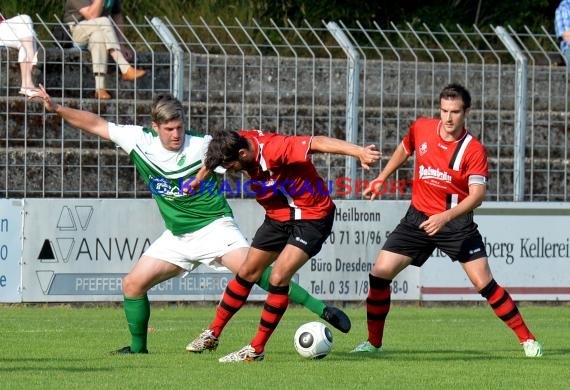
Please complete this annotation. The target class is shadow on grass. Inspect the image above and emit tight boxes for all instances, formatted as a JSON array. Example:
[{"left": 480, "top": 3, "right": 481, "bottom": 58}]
[
  {"left": 0, "top": 355, "right": 146, "bottom": 373},
  {"left": 332, "top": 347, "right": 570, "bottom": 360},
  {"left": 0, "top": 357, "right": 95, "bottom": 363},
  {"left": 0, "top": 366, "right": 112, "bottom": 373},
  {"left": 330, "top": 349, "right": 520, "bottom": 361}
]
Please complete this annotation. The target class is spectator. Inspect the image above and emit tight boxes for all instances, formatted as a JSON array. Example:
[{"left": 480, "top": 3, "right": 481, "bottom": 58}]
[
  {"left": 555, "top": 0, "right": 570, "bottom": 66},
  {"left": 63, "top": 0, "right": 146, "bottom": 100},
  {"left": 0, "top": 13, "right": 39, "bottom": 97}
]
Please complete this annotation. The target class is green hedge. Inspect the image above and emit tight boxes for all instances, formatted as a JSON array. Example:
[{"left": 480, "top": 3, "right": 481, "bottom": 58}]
[{"left": 2, "top": 0, "right": 556, "bottom": 31}]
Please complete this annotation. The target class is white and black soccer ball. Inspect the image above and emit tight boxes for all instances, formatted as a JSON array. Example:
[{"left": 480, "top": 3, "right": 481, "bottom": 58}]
[{"left": 294, "top": 321, "right": 333, "bottom": 359}]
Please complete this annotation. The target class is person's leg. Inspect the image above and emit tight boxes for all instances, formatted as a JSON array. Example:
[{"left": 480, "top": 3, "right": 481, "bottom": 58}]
[
  {"left": 88, "top": 31, "right": 109, "bottom": 89},
  {"left": 563, "top": 48, "right": 570, "bottom": 69},
  {"left": 108, "top": 49, "right": 131, "bottom": 73},
  {"left": 0, "top": 15, "right": 37, "bottom": 93},
  {"left": 353, "top": 250, "right": 411, "bottom": 352},
  {"left": 264, "top": 265, "right": 350, "bottom": 331},
  {"left": 260, "top": 265, "right": 325, "bottom": 310},
  {"left": 365, "top": 273, "right": 392, "bottom": 348},
  {"left": 222, "top": 247, "right": 332, "bottom": 323},
  {"left": 217, "top": 244, "right": 308, "bottom": 363},
  {"left": 71, "top": 22, "right": 110, "bottom": 94},
  {"left": 209, "top": 247, "right": 275, "bottom": 337},
  {"left": 15, "top": 15, "right": 37, "bottom": 91},
  {"left": 462, "top": 258, "right": 539, "bottom": 346},
  {"left": 246, "top": 244, "right": 309, "bottom": 354},
  {"left": 72, "top": 17, "right": 144, "bottom": 91},
  {"left": 118, "top": 255, "right": 183, "bottom": 353},
  {"left": 90, "top": 17, "right": 132, "bottom": 73},
  {"left": 87, "top": 17, "right": 145, "bottom": 80},
  {"left": 18, "top": 36, "right": 36, "bottom": 90}
]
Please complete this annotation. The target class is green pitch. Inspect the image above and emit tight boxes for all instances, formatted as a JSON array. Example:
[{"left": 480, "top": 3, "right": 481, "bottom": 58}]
[{"left": 0, "top": 304, "right": 566, "bottom": 389}]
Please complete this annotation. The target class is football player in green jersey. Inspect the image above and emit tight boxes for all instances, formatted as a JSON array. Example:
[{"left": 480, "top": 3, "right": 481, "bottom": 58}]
[{"left": 33, "top": 85, "right": 350, "bottom": 354}]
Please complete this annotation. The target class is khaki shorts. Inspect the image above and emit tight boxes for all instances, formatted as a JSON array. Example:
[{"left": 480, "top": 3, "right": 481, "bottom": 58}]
[{"left": 144, "top": 217, "right": 248, "bottom": 272}]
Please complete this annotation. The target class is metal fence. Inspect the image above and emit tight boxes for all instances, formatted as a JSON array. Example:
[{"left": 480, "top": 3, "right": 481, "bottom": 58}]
[{"left": 1, "top": 16, "right": 569, "bottom": 201}]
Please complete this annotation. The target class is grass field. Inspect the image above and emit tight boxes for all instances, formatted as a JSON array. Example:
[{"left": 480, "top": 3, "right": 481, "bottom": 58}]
[{"left": 0, "top": 304, "right": 567, "bottom": 389}]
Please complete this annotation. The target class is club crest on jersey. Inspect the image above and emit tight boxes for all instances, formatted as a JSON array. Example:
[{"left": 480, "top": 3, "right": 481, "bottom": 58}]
[
  {"left": 176, "top": 154, "right": 186, "bottom": 166},
  {"left": 419, "top": 142, "right": 428, "bottom": 156}
]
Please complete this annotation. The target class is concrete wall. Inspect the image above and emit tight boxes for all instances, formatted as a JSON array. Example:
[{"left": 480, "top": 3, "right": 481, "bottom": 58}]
[{"left": 1, "top": 47, "right": 569, "bottom": 199}]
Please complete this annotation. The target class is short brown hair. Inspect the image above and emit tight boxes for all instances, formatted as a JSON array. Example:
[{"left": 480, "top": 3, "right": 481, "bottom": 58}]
[{"left": 439, "top": 83, "right": 471, "bottom": 110}]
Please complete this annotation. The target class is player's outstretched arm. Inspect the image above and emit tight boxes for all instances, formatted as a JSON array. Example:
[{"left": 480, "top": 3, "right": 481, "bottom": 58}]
[
  {"left": 32, "top": 84, "right": 111, "bottom": 140},
  {"left": 363, "top": 143, "right": 409, "bottom": 200},
  {"left": 309, "top": 135, "right": 381, "bottom": 170}
]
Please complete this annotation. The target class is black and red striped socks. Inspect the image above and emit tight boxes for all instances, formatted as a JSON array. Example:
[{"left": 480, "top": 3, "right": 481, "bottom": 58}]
[
  {"left": 366, "top": 273, "right": 392, "bottom": 348},
  {"left": 480, "top": 278, "right": 535, "bottom": 342}
]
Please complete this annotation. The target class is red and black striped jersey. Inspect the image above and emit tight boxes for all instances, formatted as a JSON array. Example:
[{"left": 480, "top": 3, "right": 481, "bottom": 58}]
[
  {"left": 239, "top": 130, "right": 334, "bottom": 221},
  {"left": 401, "top": 118, "right": 488, "bottom": 216}
]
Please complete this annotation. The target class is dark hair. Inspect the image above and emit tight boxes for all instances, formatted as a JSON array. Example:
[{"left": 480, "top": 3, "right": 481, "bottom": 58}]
[
  {"left": 205, "top": 130, "right": 250, "bottom": 170},
  {"left": 439, "top": 83, "right": 471, "bottom": 110}
]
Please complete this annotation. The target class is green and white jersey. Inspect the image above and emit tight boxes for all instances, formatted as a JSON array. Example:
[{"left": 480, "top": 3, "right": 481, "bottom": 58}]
[{"left": 108, "top": 123, "right": 233, "bottom": 235}]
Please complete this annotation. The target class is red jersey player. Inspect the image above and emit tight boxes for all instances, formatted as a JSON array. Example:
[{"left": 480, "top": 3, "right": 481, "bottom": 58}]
[
  {"left": 187, "top": 129, "right": 380, "bottom": 362},
  {"left": 227, "top": 130, "right": 335, "bottom": 220},
  {"left": 352, "top": 83, "right": 542, "bottom": 357}
]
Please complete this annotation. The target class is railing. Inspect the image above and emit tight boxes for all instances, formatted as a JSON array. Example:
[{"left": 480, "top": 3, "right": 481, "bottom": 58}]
[{"left": 1, "top": 17, "right": 568, "bottom": 200}]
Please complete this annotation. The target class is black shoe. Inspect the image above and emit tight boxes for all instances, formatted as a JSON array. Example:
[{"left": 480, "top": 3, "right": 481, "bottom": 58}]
[
  {"left": 112, "top": 346, "right": 149, "bottom": 355},
  {"left": 321, "top": 305, "right": 351, "bottom": 333}
]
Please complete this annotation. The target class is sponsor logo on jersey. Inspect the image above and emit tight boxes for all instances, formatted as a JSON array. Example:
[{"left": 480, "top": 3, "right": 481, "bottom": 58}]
[{"left": 418, "top": 165, "right": 452, "bottom": 183}]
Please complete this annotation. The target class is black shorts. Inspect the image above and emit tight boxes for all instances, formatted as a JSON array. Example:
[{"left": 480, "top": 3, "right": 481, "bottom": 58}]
[
  {"left": 382, "top": 205, "right": 487, "bottom": 267},
  {"left": 251, "top": 208, "right": 335, "bottom": 258}
]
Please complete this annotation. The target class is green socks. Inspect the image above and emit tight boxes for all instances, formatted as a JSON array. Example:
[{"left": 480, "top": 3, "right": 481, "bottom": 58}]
[
  {"left": 123, "top": 271, "right": 325, "bottom": 352},
  {"left": 123, "top": 295, "right": 150, "bottom": 353},
  {"left": 258, "top": 267, "right": 326, "bottom": 317}
]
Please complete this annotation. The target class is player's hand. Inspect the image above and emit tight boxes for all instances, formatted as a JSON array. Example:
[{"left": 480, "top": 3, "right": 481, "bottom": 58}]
[
  {"left": 362, "top": 179, "right": 383, "bottom": 201},
  {"left": 358, "top": 145, "right": 381, "bottom": 170},
  {"left": 182, "top": 165, "right": 211, "bottom": 195},
  {"left": 30, "top": 84, "right": 58, "bottom": 112},
  {"left": 419, "top": 213, "right": 449, "bottom": 236},
  {"left": 182, "top": 178, "right": 200, "bottom": 195}
]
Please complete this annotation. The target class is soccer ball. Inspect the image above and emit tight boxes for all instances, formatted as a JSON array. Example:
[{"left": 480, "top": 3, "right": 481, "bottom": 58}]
[{"left": 293, "top": 321, "right": 333, "bottom": 359}]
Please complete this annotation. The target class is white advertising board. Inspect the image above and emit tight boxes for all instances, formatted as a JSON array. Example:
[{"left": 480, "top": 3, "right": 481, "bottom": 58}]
[
  {"left": 22, "top": 199, "right": 158, "bottom": 302},
  {"left": 421, "top": 202, "right": 570, "bottom": 301},
  {"left": 21, "top": 199, "right": 270, "bottom": 302},
  {"left": 294, "top": 200, "right": 420, "bottom": 300},
  {"left": 0, "top": 199, "right": 23, "bottom": 302},
  {"left": 16, "top": 199, "right": 570, "bottom": 302}
]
